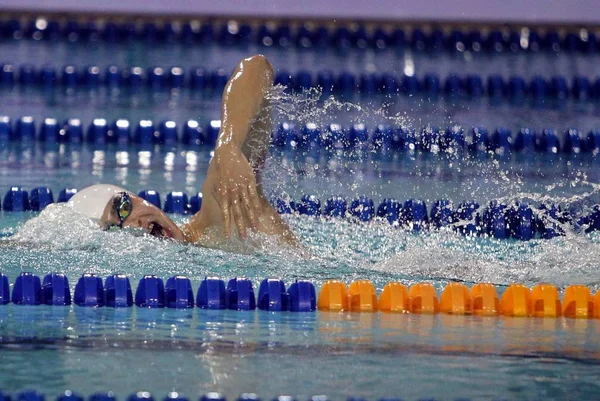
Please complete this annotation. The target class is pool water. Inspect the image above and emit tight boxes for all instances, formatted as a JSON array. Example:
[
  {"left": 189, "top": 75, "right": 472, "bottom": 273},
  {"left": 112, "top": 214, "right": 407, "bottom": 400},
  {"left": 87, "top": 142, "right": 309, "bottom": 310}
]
[
  {"left": 1, "top": 20, "right": 600, "bottom": 401},
  {"left": 2, "top": 143, "right": 600, "bottom": 400}
]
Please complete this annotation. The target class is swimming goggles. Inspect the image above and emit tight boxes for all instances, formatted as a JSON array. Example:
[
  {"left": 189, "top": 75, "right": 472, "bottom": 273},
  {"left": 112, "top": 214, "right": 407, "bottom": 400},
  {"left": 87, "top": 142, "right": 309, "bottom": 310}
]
[{"left": 112, "top": 192, "right": 132, "bottom": 228}]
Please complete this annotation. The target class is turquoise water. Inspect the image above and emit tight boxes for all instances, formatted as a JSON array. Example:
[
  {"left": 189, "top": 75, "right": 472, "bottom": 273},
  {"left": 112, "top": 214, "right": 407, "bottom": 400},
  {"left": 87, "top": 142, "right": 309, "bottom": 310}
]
[
  {"left": 2, "top": 143, "right": 600, "bottom": 400},
  {"left": 1, "top": 29, "right": 600, "bottom": 401}
]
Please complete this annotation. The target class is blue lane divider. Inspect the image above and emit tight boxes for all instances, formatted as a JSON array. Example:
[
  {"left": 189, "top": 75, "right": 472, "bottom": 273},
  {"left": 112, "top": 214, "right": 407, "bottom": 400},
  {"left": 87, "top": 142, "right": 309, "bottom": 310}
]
[
  {"left": 57, "top": 188, "right": 77, "bottom": 203},
  {"left": 4, "top": 186, "right": 600, "bottom": 240},
  {"left": 196, "top": 277, "right": 227, "bottom": 309},
  {"left": 105, "top": 274, "right": 133, "bottom": 307},
  {"left": 3, "top": 186, "right": 30, "bottom": 211},
  {"left": 5, "top": 116, "right": 600, "bottom": 158},
  {"left": 57, "top": 391, "right": 83, "bottom": 401},
  {"left": 74, "top": 273, "right": 104, "bottom": 307},
  {"left": 1, "top": 186, "right": 204, "bottom": 215},
  {"left": 165, "top": 275, "right": 194, "bottom": 309},
  {"left": 135, "top": 275, "right": 165, "bottom": 308},
  {"left": 288, "top": 280, "right": 317, "bottom": 312},
  {"left": 4, "top": 16, "right": 599, "bottom": 55},
  {"left": 42, "top": 273, "right": 71, "bottom": 306},
  {"left": 2, "top": 58, "right": 600, "bottom": 102},
  {"left": 12, "top": 272, "right": 41, "bottom": 305},
  {"left": 324, "top": 196, "right": 347, "bottom": 218},
  {"left": 258, "top": 279, "right": 289, "bottom": 311},
  {"left": 89, "top": 393, "right": 117, "bottom": 401},
  {"left": 227, "top": 277, "right": 256, "bottom": 311},
  {"left": 163, "top": 192, "right": 190, "bottom": 214},
  {"left": 138, "top": 190, "right": 161, "bottom": 209},
  {"left": 14, "top": 390, "right": 45, "bottom": 401},
  {"left": 30, "top": 187, "right": 54, "bottom": 211},
  {"left": 0, "top": 273, "right": 318, "bottom": 311},
  {"left": 279, "top": 195, "right": 599, "bottom": 240},
  {"left": 0, "top": 273, "right": 9, "bottom": 305}
]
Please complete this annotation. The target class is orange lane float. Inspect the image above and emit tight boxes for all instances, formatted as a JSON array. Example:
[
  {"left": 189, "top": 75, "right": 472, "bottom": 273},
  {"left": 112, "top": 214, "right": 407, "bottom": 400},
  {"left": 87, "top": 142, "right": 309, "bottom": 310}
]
[
  {"left": 349, "top": 280, "right": 378, "bottom": 312},
  {"left": 439, "top": 282, "right": 472, "bottom": 315},
  {"left": 313, "top": 278, "right": 600, "bottom": 320},
  {"left": 594, "top": 291, "right": 600, "bottom": 319},
  {"left": 532, "top": 284, "right": 561, "bottom": 318},
  {"left": 378, "top": 282, "right": 409, "bottom": 313},
  {"left": 563, "top": 285, "right": 593, "bottom": 319},
  {"left": 317, "top": 280, "right": 349, "bottom": 312},
  {"left": 408, "top": 282, "right": 439, "bottom": 314},
  {"left": 471, "top": 283, "right": 500, "bottom": 316},
  {"left": 500, "top": 284, "right": 532, "bottom": 317}
]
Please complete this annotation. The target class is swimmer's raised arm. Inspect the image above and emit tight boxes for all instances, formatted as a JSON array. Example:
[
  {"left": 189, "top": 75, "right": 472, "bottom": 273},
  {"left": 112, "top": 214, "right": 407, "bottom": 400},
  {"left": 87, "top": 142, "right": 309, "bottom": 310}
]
[
  {"left": 180, "top": 54, "right": 302, "bottom": 249},
  {"left": 71, "top": 55, "right": 300, "bottom": 251},
  {"left": 217, "top": 55, "right": 274, "bottom": 151},
  {"left": 210, "top": 55, "right": 274, "bottom": 239}
]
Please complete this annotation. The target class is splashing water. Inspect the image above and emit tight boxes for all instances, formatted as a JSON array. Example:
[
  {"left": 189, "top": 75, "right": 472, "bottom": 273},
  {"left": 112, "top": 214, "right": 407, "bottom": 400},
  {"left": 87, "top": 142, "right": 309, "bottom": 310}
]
[
  {"left": 3, "top": 199, "right": 600, "bottom": 293},
  {"left": 2, "top": 88, "right": 600, "bottom": 291}
]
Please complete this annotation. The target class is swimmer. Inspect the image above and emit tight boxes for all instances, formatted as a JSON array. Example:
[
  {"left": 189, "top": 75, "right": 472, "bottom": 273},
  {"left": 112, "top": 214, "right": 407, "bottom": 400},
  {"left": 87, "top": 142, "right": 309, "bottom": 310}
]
[{"left": 69, "top": 55, "right": 301, "bottom": 250}]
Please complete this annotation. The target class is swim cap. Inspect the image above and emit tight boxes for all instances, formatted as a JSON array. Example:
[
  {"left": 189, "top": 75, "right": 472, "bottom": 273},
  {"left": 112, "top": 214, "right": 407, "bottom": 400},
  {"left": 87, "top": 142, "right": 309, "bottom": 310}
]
[{"left": 68, "top": 184, "right": 131, "bottom": 220}]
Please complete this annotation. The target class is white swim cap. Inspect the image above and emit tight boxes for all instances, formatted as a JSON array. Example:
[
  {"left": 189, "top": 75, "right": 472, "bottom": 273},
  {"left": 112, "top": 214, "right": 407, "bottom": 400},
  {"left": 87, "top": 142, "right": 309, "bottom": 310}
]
[{"left": 68, "top": 184, "right": 131, "bottom": 220}]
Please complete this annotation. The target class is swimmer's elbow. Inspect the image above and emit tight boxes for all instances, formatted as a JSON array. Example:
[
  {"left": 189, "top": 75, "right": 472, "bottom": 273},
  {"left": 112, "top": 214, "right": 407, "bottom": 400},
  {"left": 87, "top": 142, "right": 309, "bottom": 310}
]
[{"left": 241, "top": 54, "right": 274, "bottom": 83}]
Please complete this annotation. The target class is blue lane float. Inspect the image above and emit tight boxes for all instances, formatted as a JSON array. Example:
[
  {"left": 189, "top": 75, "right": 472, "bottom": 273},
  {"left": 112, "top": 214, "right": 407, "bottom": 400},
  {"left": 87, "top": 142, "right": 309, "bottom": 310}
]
[
  {"left": 30, "top": 187, "right": 54, "bottom": 211},
  {"left": 0, "top": 273, "right": 9, "bottom": 305},
  {"left": 226, "top": 277, "right": 256, "bottom": 311},
  {"left": 4, "top": 15, "right": 598, "bottom": 55},
  {"left": 196, "top": 277, "right": 226, "bottom": 309},
  {"left": 57, "top": 188, "right": 77, "bottom": 203},
  {"left": 135, "top": 275, "right": 165, "bottom": 308},
  {"left": 296, "top": 194, "right": 321, "bottom": 216},
  {"left": 15, "top": 391, "right": 45, "bottom": 401},
  {"left": 89, "top": 394, "right": 117, "bottom": 401},
  {"left": 63, "top": 119, "right": 84, "bottom": 143},
  {"left": 430, "top": 200, "right": 453, "bottom": 228},
  {"left": 163, "top": 192, "right": 189, "bottom": 214},
  {"left": 0, "top": 116, "right": 12, "bottom": 141},
  {"left": 12, "top": 272, "right": 41, "bottom": 305},
  {"left": 105, "top": 274, "right": 133, "bottom": 308},
  {"left": 138, "top": 190, "right": 161, "bottom": 209},
  {"left": 349, "top": 196, "right": 375, "bottom": 221},
  {"left": 74, "top": 273, "right": 104, "bottom": 307},
  {"left": 3, "top": 186, "right": 30, "bottom": 211},
  {"left": 3, "top": 57, "right": 600, "bottom": 101},
  {"left": 57, "top": 391, "right": 83, "bottom": 401},
  {"left": 189, "top": 193, "right": 203, "bottom": 214},
  {"left": 42, "top": 273, "right": 71, "bottom": 306},
  {"left": 164, "top": 393, "right": 187, "bottom": 401},
  {"left": 39, "top": 118, "right": 59, "bottom": 142},
  {"left": 288, "top": 280, "right": 316, "bottom": 312},
  {"left": 5, "top": 185, "right": 600, "bottom": 240},
  {"left": 377, "top": 198, "right": 402, "bottom": 226},
  {"left": 165, "top": 275, "right": 194, "bottom": 309},
  {"left": 258, "top": 278, "right": 289, "bottom": 311},
  {"left": 3, "top": 115, "right": 600, "bottom": 156},
  {"left": 324, "top": 196, "right": 347, "bottom": 218},
  {"left": 127, "top": 393, "right": 153, "bottom": 401}
]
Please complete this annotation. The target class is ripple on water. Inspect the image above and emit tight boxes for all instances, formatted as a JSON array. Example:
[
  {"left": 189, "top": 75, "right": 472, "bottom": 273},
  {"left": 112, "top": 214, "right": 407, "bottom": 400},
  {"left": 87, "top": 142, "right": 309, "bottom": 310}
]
[{"left": 2, "top": 203, "right": 600, "bottom": 293}]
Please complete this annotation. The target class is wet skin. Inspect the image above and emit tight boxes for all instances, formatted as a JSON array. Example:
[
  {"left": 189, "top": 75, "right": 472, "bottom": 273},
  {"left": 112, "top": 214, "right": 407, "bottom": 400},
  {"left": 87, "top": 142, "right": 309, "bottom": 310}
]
[
  {"left": 100, "top": 55, "right": 301, "bottom": 250},
  {"left": 101, "top": 193, "right": 186, "bottom": 241}
]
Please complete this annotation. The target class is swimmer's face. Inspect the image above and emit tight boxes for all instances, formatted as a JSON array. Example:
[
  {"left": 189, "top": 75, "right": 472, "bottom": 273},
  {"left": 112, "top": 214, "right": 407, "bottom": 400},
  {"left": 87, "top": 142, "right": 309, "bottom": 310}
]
[{"left": 100, "top": 193, "right": 185, "bottom": 241}]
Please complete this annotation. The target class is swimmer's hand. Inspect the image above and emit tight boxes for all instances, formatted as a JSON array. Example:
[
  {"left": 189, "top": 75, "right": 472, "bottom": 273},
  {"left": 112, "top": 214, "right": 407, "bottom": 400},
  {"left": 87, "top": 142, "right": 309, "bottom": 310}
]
[{"left": 208, "top": 144, "right": 262, "bottom": 239}]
